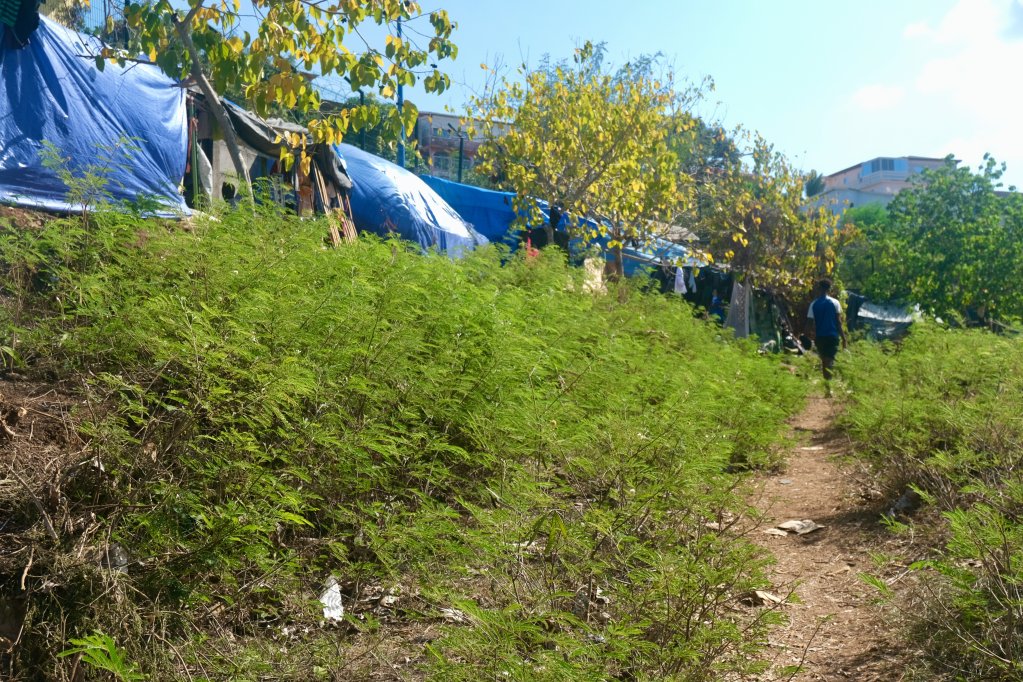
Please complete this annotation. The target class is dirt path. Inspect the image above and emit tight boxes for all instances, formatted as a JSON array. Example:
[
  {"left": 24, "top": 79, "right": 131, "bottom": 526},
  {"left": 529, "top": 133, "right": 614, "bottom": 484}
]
[{"left": 753, "top": 396, "right": 909, "bottom": 681}]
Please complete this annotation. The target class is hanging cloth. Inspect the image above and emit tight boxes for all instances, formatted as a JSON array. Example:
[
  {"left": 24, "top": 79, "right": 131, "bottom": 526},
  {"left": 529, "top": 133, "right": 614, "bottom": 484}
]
[
  {"left": 674, "top": 266, "right": 688, "bottom": 295},
  {"left": 724, "top": 279, "right": 753, "bottom": 338}
]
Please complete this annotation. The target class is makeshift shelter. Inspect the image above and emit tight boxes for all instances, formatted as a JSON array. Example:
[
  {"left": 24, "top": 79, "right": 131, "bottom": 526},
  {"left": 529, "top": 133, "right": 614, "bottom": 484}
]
[
  {"left": 616, "top": 236, "right": 704, "bottom": 278},
  {"left": 421, "top": 174, "right": 620, "bottom": 257},
  {"left": 0, "top": 15, "right": 188, "bottom": 213},
  {"left": 186, "top": 98, "right": 352, "bottom": 219},
  {"left": 847, "top": 294, "right": 915, "bottom": 340},
  {"left": 420, "top": 174, "right": 518, "bottom": 243},
  {"left": 338, "top": 144, "right": 486, "bottom": 257}
]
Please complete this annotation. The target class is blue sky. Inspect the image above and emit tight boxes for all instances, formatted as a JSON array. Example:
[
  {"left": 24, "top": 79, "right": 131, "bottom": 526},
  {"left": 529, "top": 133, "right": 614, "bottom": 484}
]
[{"left": 337, "top": 0, "right": 1023, "bottom": 188}]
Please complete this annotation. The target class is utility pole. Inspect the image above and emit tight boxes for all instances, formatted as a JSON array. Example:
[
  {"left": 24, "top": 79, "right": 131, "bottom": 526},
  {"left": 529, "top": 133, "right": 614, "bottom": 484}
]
[
  {"left": 448, "top": 123, "right": 464, "bottom": 183},
  {"left": 396, "top": 14, "right": 405, "bottom": 168},
  {"left": 343, "top": 76, "right": 367, "bottom": 150}
]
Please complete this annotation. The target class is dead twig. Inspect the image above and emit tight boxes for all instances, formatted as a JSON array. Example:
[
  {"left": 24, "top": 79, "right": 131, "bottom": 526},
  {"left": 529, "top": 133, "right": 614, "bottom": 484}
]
[
  {"left": 8, "top": 464, "right": 59, "bottom": 543},
  {"left": 783, "top": 615, "right": 828, "bottom": 681},
  {"left": 19, "top": 546, "right": 34, "bottom": 591}
]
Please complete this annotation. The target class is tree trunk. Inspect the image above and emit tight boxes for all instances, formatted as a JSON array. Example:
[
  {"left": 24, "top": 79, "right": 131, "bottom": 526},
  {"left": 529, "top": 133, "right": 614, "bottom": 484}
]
[
  {"left": 610, "top": 243, "right": 624, "bottom": 280},
  {"left": 174, "top": 17, "right": 251, "bottom": 192}
]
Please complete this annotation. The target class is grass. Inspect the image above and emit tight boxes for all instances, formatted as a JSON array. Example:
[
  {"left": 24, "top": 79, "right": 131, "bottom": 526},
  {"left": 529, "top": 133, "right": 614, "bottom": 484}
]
[
  {"left": 0, "top": 203, "right": 806, "bottom": 680},
  {"left": 841, "top": 324, "right": 1023, "bottom": 681}
]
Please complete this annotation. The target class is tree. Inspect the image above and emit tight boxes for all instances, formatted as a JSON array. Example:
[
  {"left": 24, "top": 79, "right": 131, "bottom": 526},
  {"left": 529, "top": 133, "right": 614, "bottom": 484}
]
[
  {"left": 694, "top": 135, "right": 841, "bottom": 310},
  {"left": 804, "top": 170, "right": 826, "bottom": 197},
  {"left": 105, "top": 1, "right": 457, "bottom": 185},
  {"left": 469, "top": 42, "right": 704, "bottom": 276},
  {"left": 834, "top": 204, "right": 900, "bottom": 298},
  {"left": 852, "top": 155, "right": 1023, "bottom": 321}
]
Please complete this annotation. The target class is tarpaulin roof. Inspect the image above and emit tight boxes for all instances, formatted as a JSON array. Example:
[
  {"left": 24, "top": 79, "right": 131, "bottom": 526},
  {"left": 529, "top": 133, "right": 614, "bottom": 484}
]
[
  {"left": 618, "top": 236, "right": 705, "bottom": 277},
  {"left": 419, "top": 174, "right": 521, "bottom": 243},
  {"left": 0, "top": 16, "right": 188, "bottom": 213},
  {"left": 420, "top": 174, "right": 601, "bottom": 248},
  {"left": 223, "top": 100, "right": 351, "bottom": 191},
  {"left": 415, "top": 175, "right": 704, "bottom": 276},
  {"left": 337, "top": 143, "right": 486, "bottom": 257}
]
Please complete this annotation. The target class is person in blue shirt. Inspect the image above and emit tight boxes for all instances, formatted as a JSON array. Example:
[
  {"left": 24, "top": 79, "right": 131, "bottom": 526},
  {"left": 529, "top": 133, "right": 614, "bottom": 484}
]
[
  {"left": 806, "top": 279, "right": 848, "bottom": 382},
  {"left": 709, "top": 289, "right": 726, "bottom": 324}
]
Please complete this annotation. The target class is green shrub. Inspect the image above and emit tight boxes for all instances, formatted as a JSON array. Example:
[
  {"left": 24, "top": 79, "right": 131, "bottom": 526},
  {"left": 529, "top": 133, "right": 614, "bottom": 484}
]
[
  {"left": 842, "top": 324, "right": 1023, "bottom": 679},
  {"left": 1, "top": 204, "right": 804, "bottom": 680}
]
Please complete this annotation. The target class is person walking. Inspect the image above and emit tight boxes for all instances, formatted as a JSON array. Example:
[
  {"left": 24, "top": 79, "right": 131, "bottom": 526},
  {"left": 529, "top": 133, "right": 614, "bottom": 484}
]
[{"left": 807, "top": 279, "right": 848, "bottom": 388}]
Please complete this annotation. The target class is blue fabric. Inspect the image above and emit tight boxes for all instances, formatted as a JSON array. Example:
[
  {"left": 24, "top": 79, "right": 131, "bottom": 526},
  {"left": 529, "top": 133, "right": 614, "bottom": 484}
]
[
  {"left": 0, "top": 17, "right": 188, "bottom": 213},
  {"left": 810, "top": 296, "right": 841, "bottom": 338},
  {"left": 337, "top": 144, "right": 487, "bottom": 257},
  {"left": 420, "top": 175, "right": 596, "bottom": 250},
  {"left": 420, "top": 174, "right": 520, "bottom": 244},
  {"left": 412, "top": 175, "right": 704, "bottom": 276},
  {"left": 617, "top": 236, "right": 703, "bottom": 276}
]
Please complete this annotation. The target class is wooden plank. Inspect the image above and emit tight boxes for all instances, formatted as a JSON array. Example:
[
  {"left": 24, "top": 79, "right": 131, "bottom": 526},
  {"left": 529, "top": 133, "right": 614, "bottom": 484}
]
[{"left": 312, "top": 166, "right": 343, "bottom": 247}]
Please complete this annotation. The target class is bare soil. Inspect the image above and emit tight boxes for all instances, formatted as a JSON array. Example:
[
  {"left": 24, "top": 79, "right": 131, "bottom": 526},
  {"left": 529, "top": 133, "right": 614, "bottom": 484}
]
[{"left": 753, "top": 395, "right": 917, "bottom": 681}]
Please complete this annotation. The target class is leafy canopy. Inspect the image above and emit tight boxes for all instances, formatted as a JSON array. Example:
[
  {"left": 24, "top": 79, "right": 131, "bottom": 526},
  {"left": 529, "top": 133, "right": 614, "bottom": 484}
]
[
  {"left": 840, "top": 155, "right": 1023, "bottom": 321},
  {"left": 695, "top": 135, "right": 840, "bottom": 302},
  {"left": 109, "top": 1, "right": 457, "bottom": 169},
  {"left": 469, "top": 42, "right": 703, "bottom": 256}
]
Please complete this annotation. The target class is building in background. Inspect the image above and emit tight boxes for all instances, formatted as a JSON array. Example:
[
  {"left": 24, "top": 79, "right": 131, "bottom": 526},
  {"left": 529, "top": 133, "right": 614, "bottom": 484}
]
[
  {"left": 414, "top": 111, "right": 480, "bottom": 182},
  {"left": 414, "top": 111, "right": 510, "bottom": 182},
  {"left": 814, "top": 156, "right": 952, "bottom": 210}
]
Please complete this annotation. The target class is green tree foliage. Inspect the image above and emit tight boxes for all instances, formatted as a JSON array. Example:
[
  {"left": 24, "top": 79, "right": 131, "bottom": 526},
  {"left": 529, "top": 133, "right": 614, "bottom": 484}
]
[
  {"left": 803, "top": 170, "right": 826, "bottom": 197},
  {"left": 845, "top": 155, "right": 1023, "bottom": 321},
  {"left": 313, "top": 94, "right": 416, "bottom": 164},
  {"left": 469, "top": 42, "right": 704, "bottom": 276},
  {"left": 105, "top": 1, "right": 457, "bottom": 180},
  {"left": 696, "top": 136, "right": 840, "bottom": 308},
  {"left": 835, "top": 203, "right": 900, "bottom": 298}
]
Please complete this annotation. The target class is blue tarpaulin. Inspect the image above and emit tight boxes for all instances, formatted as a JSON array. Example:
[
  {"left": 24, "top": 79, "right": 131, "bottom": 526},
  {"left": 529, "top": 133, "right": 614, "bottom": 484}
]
[
  {"left": 0, "top": 16, "right": 188, "bottom": 213},
  {"left": 619, "top": 236, "right": 703, "bottom": 277},
  {"left": 337, "top": 144, "right": 486, "bottom": 257},
  {"left": 420, "top": 174, "right": 600, "bottom": 252},
  {"left": 419, "top": 174, "right": 521, "bottom": 243}
]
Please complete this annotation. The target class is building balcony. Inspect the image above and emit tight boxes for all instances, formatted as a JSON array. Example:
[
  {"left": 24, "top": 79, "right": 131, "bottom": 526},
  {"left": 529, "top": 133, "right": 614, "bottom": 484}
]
[{"left": 858, "top": 169, "right": 910, "bottom": 184}]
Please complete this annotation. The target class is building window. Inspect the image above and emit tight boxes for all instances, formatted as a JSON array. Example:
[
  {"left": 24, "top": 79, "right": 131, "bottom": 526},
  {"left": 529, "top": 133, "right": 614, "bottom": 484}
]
[
  {"left": 432, "top": 152, "right": 451, "bottom": 174},
  {"left": 870, "top": 158, "right": 895, "bottom": 173}
]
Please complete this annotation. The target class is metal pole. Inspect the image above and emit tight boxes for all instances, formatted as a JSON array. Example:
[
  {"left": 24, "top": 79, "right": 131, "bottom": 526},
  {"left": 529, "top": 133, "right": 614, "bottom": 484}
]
[
  {"left": 359, "top": 89, "right": 366, "bottom": 150},
  {"left": 457, "top": 134, "right": 464, "bottom": 183},
  {"left": 396, "top": 15, "right": 405, "bottom": 168}
]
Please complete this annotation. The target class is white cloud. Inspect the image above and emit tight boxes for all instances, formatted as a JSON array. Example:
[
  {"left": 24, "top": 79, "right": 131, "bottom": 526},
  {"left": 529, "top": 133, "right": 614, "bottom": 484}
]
[
  {"left": 903, "top": 0, "right": 1023, "bottom": 180},
  {"left": 851, "top": 84, "right": 905, "bottom": 112},
  {"left": 906, "top": 0, "right": 1003, "bottom": 44},
  {"left": 903, "top": 21, "right": 932, "bottom": 39}
]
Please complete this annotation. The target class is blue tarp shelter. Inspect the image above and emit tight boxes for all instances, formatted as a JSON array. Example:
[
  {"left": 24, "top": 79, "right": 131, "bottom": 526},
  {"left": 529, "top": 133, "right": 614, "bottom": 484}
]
[
  {"left": 420, "top": 174, "right": 601, "bottom": 252},
  {"left": 0, "top": 17, "right": 188, "bottom": 213},
  {"left": 419, "top": 174, "right": 522, "bottom": 244},
  {"left": 419, "top": 175, "right": 705, "bottom": 275},
  {"left": 618, "top": 236, "right": 704, "bottom": 277},
  {"left": 337, "top": 144, "right": 486, "bottom": 257}
]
